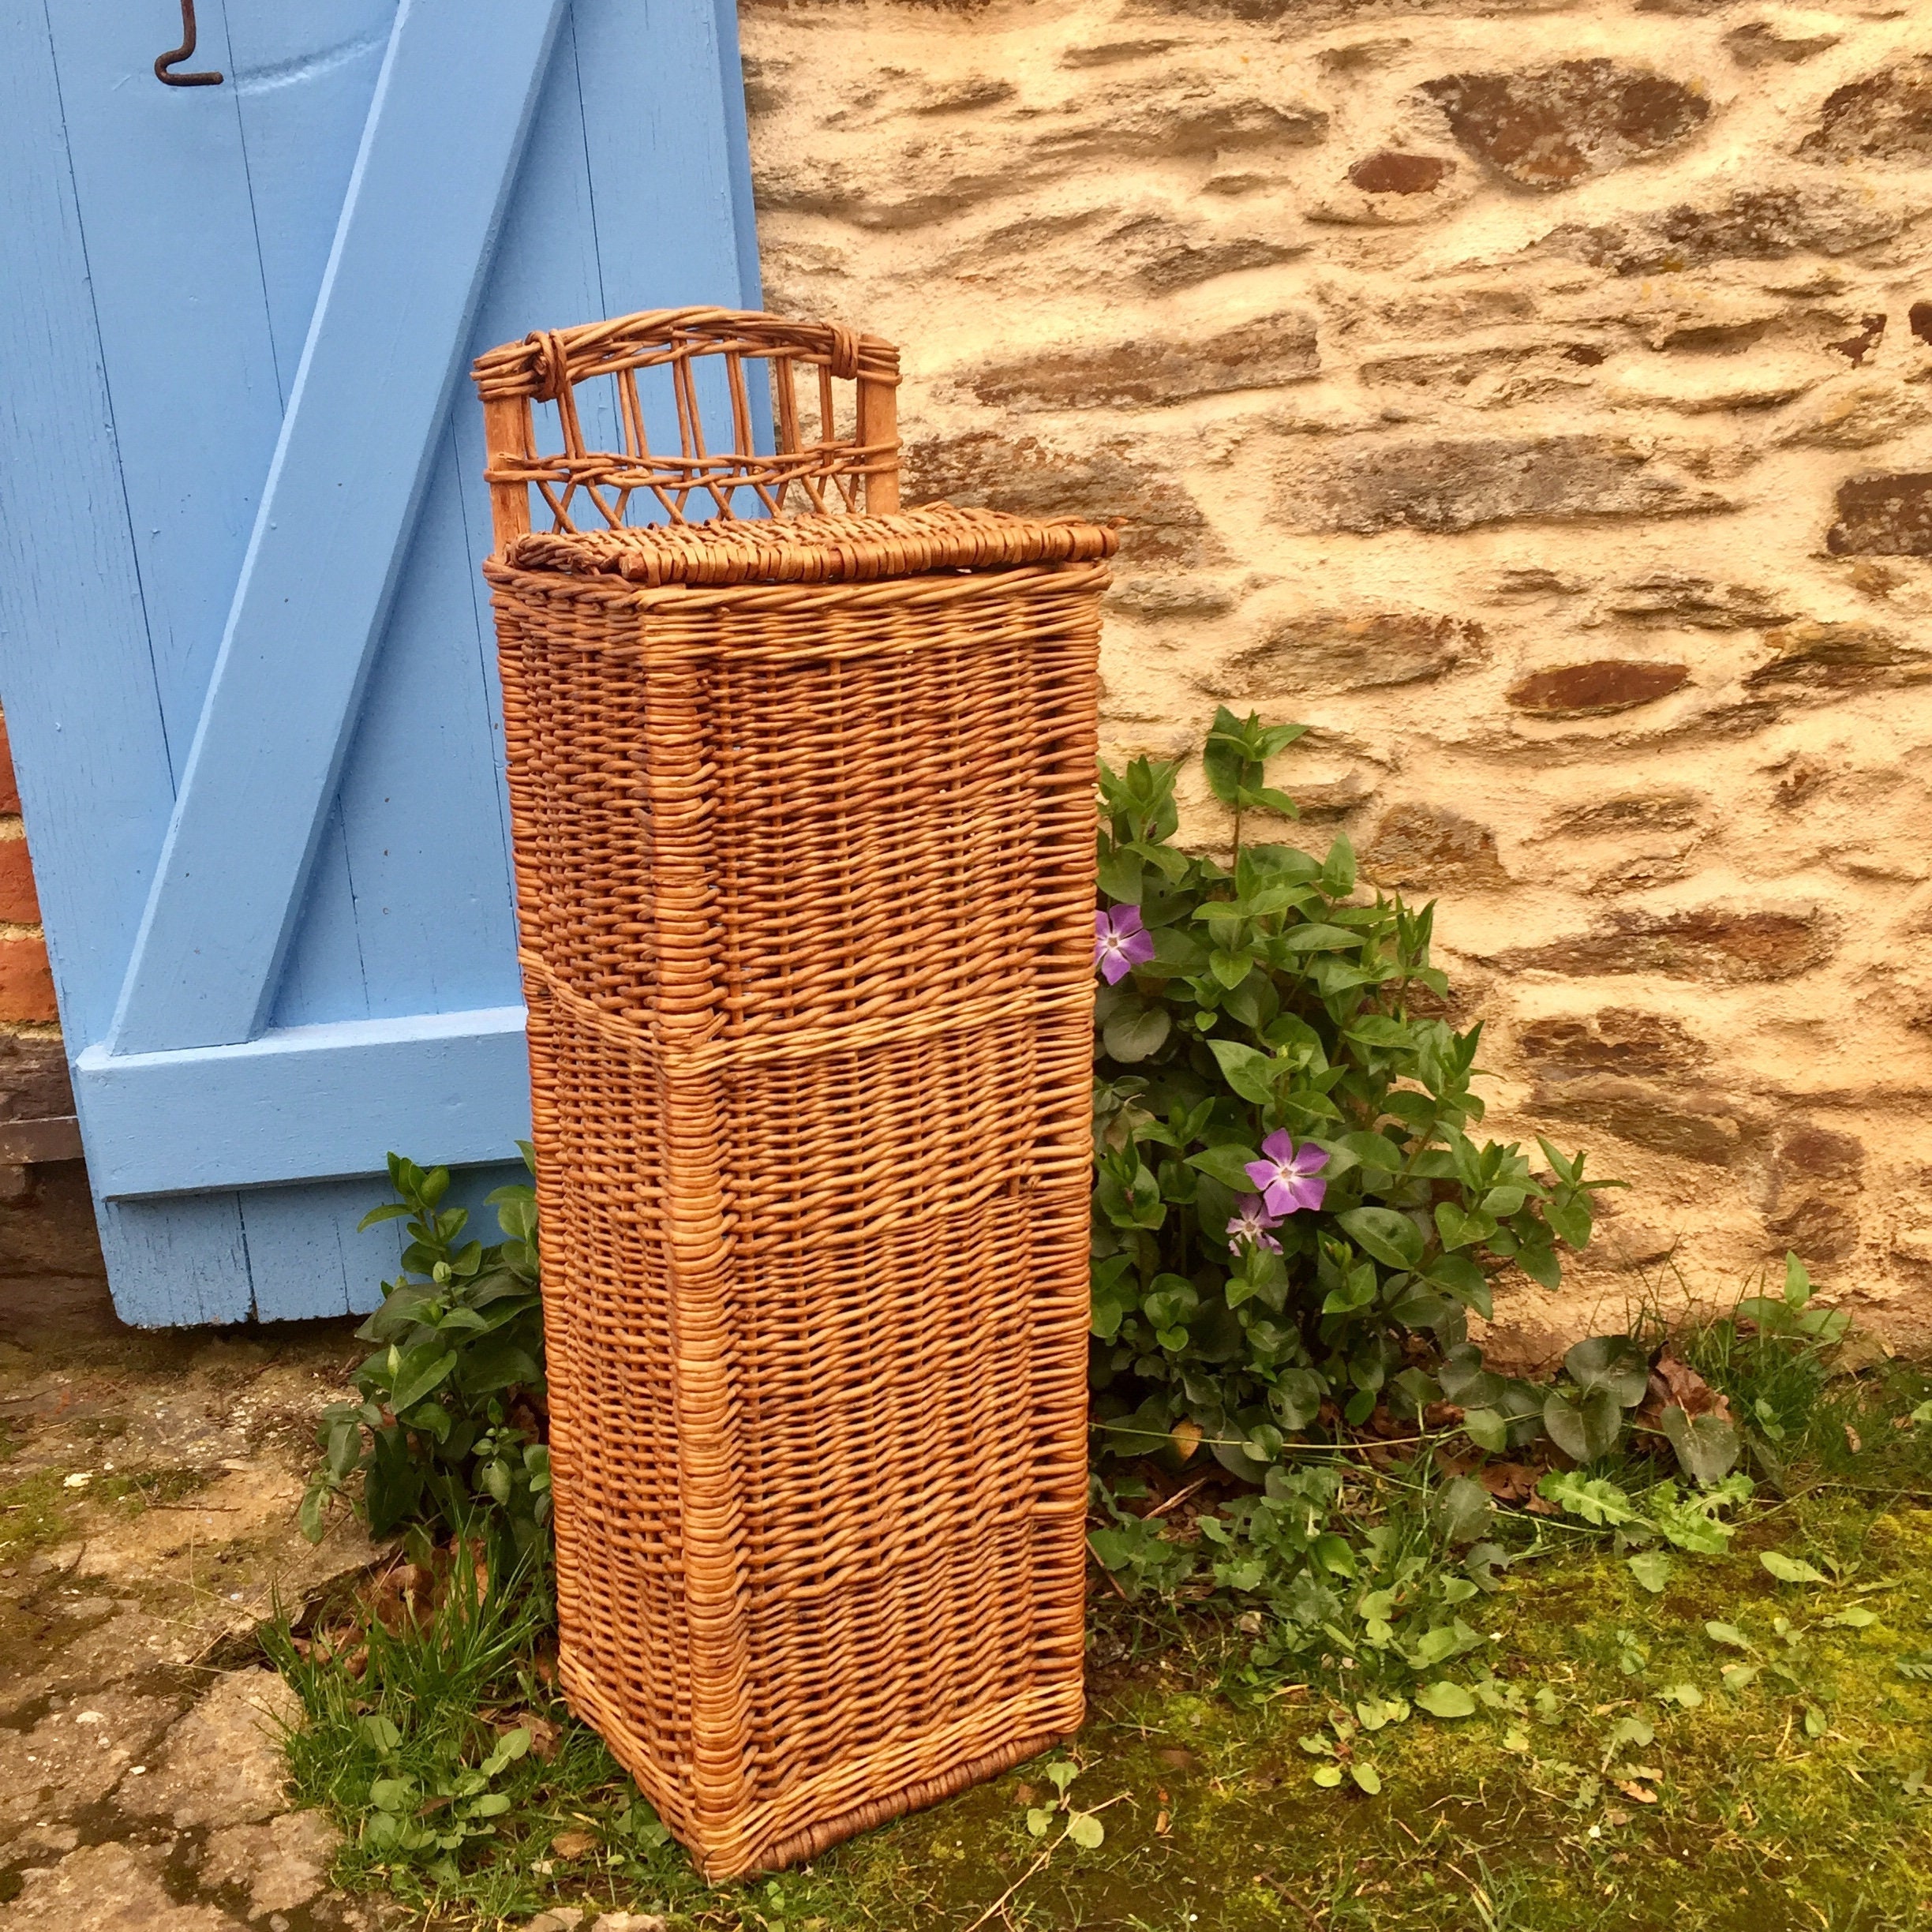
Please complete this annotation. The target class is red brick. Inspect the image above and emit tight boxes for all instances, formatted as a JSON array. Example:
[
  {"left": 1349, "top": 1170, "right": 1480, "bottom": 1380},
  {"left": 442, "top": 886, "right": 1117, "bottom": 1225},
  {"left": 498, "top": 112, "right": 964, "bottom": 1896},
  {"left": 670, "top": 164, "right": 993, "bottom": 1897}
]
[
  {"left": 0, "top": 713, "right": 18, "bottom": 816},
  {"left": 0, "top": 937, "right": 57, "bottom": 1024},
  {"left": 0, "top": 837, "right": 39, "bottom": 926}
]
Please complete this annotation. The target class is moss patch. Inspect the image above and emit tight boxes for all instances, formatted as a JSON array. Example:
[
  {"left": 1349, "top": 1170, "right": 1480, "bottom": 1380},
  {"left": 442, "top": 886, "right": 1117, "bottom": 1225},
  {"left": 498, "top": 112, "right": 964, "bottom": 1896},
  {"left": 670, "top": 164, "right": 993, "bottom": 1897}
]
[{"left": 282, "top": 1368, "right": 1932, "bottom": 1930}]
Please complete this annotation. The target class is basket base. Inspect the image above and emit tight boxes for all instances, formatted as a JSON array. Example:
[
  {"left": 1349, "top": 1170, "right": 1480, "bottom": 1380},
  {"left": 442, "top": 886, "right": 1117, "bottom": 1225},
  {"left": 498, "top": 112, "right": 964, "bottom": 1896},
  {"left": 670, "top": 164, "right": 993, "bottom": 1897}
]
[{"left": 561, "top": 1653, "right": 1084, "bottom": 1880}]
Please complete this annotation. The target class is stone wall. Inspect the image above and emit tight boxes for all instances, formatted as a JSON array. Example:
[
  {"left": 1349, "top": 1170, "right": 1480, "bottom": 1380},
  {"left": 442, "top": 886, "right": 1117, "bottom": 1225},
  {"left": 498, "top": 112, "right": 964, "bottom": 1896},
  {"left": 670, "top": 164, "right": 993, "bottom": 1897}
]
[{"left": 740, "top": 0, "right": 1932, "bottom": 1350}]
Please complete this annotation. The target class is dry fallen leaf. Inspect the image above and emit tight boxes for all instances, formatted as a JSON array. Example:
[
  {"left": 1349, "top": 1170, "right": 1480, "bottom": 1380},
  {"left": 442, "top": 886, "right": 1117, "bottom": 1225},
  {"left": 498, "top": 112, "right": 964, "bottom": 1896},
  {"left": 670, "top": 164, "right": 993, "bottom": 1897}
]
[
  {"left": 1647, "top": 1354, "right": 1733, "bottom": 1425},
  {"left": 1846, "top": 1424, "right": 1863, "bottom": 1454},
  {"left": 1013, "top": 1783, "right": 1035, "bottom": 1806},
  {"left": 1156, "top": 1747, "right": 1196, "bottom": 1769},
  {"left": 549, "top": 1829, "right": 601, "bottom": 1859},
  {"left": 1170, "top": 1419, "right": 1204, "bottom": 1462},
  {"left": 1480, "top": 1462, "right": 1541, "bottom": 1503},
  {"left": 1155, "top": 1809, "right": 1171, "bottom": 1836}
]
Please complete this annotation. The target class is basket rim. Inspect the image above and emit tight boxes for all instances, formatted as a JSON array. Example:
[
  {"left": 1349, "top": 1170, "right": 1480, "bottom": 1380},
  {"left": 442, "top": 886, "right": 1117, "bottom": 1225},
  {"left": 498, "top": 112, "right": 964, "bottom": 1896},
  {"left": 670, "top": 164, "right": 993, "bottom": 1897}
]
[{"left": 494, "top": 503, "right": 1119, "bottom": 590}]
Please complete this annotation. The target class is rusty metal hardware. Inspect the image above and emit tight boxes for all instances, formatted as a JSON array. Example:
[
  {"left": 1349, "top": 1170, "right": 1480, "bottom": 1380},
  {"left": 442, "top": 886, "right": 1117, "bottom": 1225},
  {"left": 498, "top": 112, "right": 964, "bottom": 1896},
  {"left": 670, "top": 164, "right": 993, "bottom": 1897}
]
[{"left": 155, "top": 0, "right": 223, "bottom": 86}]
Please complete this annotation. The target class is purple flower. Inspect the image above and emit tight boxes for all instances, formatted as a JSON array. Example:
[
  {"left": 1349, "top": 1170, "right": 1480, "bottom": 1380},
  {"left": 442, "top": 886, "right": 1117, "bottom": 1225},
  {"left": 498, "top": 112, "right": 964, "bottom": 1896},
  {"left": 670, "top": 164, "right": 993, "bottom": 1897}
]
[
  {"left": 1226, "top": 1194, "right": 1283, "bottom": 1254},
  {"left": 1094, "top": 903, "right": 1156, "bottom": 986},
  {"left": 1245, "top": 1130, "right": 1329, "bottom": 1217}
]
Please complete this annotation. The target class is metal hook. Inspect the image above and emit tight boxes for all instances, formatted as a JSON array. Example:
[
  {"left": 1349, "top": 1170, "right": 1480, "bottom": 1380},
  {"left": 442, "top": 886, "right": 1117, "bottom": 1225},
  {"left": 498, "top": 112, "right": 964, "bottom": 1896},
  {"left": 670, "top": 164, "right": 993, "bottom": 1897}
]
[{"left": 155, "top": 0, "right": 223, "bottom": 86}]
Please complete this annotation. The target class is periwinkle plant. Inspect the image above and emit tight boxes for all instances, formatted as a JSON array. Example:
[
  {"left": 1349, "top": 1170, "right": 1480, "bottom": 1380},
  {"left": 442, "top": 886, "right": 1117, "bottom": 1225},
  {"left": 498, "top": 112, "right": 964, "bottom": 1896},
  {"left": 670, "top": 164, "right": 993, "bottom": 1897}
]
[{"left": 1090, "top": 709, "right": 1610, "bottom": 1480}]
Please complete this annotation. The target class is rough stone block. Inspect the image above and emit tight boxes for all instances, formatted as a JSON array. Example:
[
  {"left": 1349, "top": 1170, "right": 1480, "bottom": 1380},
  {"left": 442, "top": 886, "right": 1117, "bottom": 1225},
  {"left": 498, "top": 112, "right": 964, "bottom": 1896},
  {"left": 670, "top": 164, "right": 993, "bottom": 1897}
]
[
  {"left": 1747, "top": 620, "right": 1931, "bottom": 687},
  {"left": 1548, "top": 791, "right": 1705, "bottom": 837},
  {"left": 1518, "top": 1006, "right": 1712, "bottom": 1080},
  {"left": 1507, "top": 661, "right": 1690, "bottom": 717},
  {"left": 1200, "top": 609, "right": 1482, "bottom": 698},
  {"left": 1800, "top": 57, "right": 1932, "bottom": 163},
  {"left": 1825, "top": 473, "right": 1932, "bottom": 556},
  {"left": 902, "top": 430, "right": 1221, "bottom": 565},
  {"left": 1364, "top": 803, "right": 1507, "bottom": 888},
  {"left": 1419, "top": 61, "right": 1711, "bottom": 190},
  {"left": 118, "top": 1668, "right": 304, "bottom": 1830},
  {"left": 1538, "top": 182, "right": 1908, "bottom": 274},
  {"left": 1494, "top": 907, "right": 1835, "bottom": 982},
  {"left": 1533, "top": 1073, "right": 1752, "bottom": 1164},
  {"left": 966, "top": 310, "right": 1319, "bottom": 411},
  {"left": 1275, "top": 435, "right": 1731, "bottom": 534},
  {"left": 1725, "top": 18, "right": 1841, "bottom": 66}
]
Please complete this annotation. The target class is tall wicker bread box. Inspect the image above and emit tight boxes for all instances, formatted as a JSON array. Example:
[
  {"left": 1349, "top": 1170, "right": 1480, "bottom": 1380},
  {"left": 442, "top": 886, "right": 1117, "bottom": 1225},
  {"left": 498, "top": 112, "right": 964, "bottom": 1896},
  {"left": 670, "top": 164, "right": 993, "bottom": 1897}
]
[{"left": 471, "top": 311, "right": 1113, "bottom": 1879}]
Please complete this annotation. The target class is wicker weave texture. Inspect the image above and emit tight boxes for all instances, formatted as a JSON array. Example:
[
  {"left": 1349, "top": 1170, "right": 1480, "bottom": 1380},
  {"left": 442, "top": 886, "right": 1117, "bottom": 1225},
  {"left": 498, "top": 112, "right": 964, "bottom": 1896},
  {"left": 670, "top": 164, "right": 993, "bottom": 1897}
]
[{"left": 474, "top": 312, "right": 1113, "bottom": 1879}]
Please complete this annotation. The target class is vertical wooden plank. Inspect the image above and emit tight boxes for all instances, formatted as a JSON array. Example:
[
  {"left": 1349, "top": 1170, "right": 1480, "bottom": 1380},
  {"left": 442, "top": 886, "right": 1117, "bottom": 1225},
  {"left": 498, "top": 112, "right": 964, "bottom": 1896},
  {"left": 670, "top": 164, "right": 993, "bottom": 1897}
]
[
  {"left": 111, "top": 0, "right": 571, "bottom": 1058},
  {"left": 570, "top": 0, "right": 766, "bottom": 474},
  {"left": 572, "top": 0, "right": 763, "bottom": 313},
  {"left": 0, "top": 2, "right": 192, "bottom": 1043},
  {"left": 324, "top": 421, "right": 522, "bottom": 1021},
  {"left": 46, "top": 0, "right": 289, "bottom": 769},
  {"left": 242, "top": 1178, "right": 402, "bottom": 1323},
  {"left": 0, "top": 0, "right": 256, "bottom": 1325},
  {"left": 98, "top": 1195, "right": 253, "bottom": 1328},
  {"left": 225, "top": 2, "right": 399, "bottom": 384}
]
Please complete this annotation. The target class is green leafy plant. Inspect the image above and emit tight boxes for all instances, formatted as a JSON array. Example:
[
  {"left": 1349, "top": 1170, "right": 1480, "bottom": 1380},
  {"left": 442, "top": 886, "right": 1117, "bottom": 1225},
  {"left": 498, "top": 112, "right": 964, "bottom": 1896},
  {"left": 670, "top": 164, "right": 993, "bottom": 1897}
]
[
  {"left": 301, "top": 1149, "right": 549, "bottom": 1556},
  {"left": 1024, "top": 1759, "right": 1107, "bottom": 1850},
  {"left": 1091, "top": 710, "right": 1614, "bottom": 1477},
  {"left": 1737, "top": 1252, "right": 1849, "bottom": 1346}
]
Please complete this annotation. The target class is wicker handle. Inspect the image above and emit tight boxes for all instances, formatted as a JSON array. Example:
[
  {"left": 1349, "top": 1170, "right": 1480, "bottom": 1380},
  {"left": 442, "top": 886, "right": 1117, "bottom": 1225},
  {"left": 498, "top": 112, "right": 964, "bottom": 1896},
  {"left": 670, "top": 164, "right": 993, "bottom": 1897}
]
[{"left": 473, "top": 306, "right": 901, "bottom": 547}]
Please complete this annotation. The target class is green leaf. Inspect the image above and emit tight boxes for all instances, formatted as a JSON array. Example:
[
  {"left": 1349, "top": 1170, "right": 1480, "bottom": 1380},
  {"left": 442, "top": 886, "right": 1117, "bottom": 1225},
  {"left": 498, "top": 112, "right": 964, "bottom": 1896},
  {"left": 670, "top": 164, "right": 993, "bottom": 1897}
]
[
  {"left": 1044, "top": 1761, "right": 1079, "bottom": 1796},
  {"left": 1563, "top": 1335, "right": 1649, "bottom": 1408},
  {"left": 1209, "top": 949, "right": 1254, "bottom": 990},
  {"left": 1434, "top": 1202, "right": 1496, "bottom": 1252},
  {"left": 1338, "top": 1207, "right": 1425, "bottom": 1271},
  {"left": 388, "top": 1344, "right": 458, "bottom": 1417},
  {"left": 1760, "top": 1551, "right": 1828, "bottom": 1586},
  {"left": 1462, "top": 1407, "right": 1507, "bottom": 1454},
  {"left": 1627, "top": 1551, "right": 1672, "bottom": 1594},
  {"left": 1416, "top": 1682, "right": 1477, "bottom": 1719},
  {"left": 1188, "top": 1142, "right": 1262, "bottom": 1192},
  {"left": 1705, "top": 1621, "right": 1754, "bottom": 1652},
  {"left": 1209, "top": 1039, "right": 1281, "bottom": 1106},
  {"left": 1544, "top": 1190, "right": 1593, "bottom": 1249},
  {"left": 1542, "top": 1385, "right": 1622, "bottom": 1464},
  {"left": 1065, "top": 1813, "right": 1105, "bottom": 1850},
  {"left": 1513, "top": 1241, "right": 1563, "bottom": 1292},
  {"left": 1538, "top": 1470, "right": 1642, "bottom": 1526},
  {"left": 1311, "top": 1764, "right": 1343, "bottom": 1788},
  {"left": 1661, "top": 1406, "right": 1741, "bottom": 1488},
  {"left": 1425, "top": 1252, "right": 1493, "bottom": 1319},
  {"left": 1026, "top": 1807, "right": 1054, "bottom": 1837},
  {"left": 1350, "top": 1762, "right": 1383, "bottom": 1795},
  {"left": 1825, "top": 1606, "right": 1878, "bottom": 1628},
  {"left": 1784, "top": 1250, "right": 1813, "bottom": 1309},
  {"left": 1097, "top": 847, "right": 1145, "bottom": 903},
  {"left": 360, "top": 1714, "right": 403, "bottom": 1753},
  {"left": 298, "top": 1477, "right": 330, "bottom": 1546},
  {"left": 1279, "top": 923, "right": 1360, "bottom": 953},
  {"left": 1433, "top": 1476, "right": 1494, "bottom": 1545},
  {"left": 1103, "top": 1004, "right": 1172, "bottom": 1063}
]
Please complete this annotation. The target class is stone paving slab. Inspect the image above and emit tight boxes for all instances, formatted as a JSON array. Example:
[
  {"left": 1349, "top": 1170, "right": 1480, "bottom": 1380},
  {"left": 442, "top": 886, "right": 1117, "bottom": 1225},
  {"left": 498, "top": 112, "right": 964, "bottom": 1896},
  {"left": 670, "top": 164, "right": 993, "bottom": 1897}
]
[{"left": 0, "top": 1279, "right": 394, "bottom": 1928}]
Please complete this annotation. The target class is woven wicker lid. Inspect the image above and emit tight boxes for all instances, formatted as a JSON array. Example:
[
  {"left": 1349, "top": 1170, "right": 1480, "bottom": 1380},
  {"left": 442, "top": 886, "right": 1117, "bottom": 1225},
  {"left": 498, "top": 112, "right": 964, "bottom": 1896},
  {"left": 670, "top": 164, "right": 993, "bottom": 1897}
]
[{"left": 500, "top": 504, "right": 1117, "bottom": 590}]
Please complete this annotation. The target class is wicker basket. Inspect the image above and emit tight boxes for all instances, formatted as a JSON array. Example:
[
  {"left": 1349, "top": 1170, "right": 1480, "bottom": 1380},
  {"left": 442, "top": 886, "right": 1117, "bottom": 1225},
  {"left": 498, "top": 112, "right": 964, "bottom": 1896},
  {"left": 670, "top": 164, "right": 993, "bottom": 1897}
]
[{"left": 471, "top": 309, "right": 1114, "bottom": 1879}]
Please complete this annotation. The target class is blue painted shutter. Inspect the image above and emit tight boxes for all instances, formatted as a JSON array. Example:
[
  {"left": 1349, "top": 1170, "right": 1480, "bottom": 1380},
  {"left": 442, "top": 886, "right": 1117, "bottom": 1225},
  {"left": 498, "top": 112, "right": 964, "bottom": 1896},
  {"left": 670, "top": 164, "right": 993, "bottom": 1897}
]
[{"left": 0, "top": 0, "right": 763, "bottom": 1324}]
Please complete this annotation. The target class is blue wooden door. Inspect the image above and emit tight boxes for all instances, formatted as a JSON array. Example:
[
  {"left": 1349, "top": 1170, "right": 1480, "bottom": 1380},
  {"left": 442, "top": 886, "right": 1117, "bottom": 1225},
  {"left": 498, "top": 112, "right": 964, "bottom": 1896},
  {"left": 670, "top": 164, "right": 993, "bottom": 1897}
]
[{"left": 0, "top": 0, "right": 762, "bottom": 1324}]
